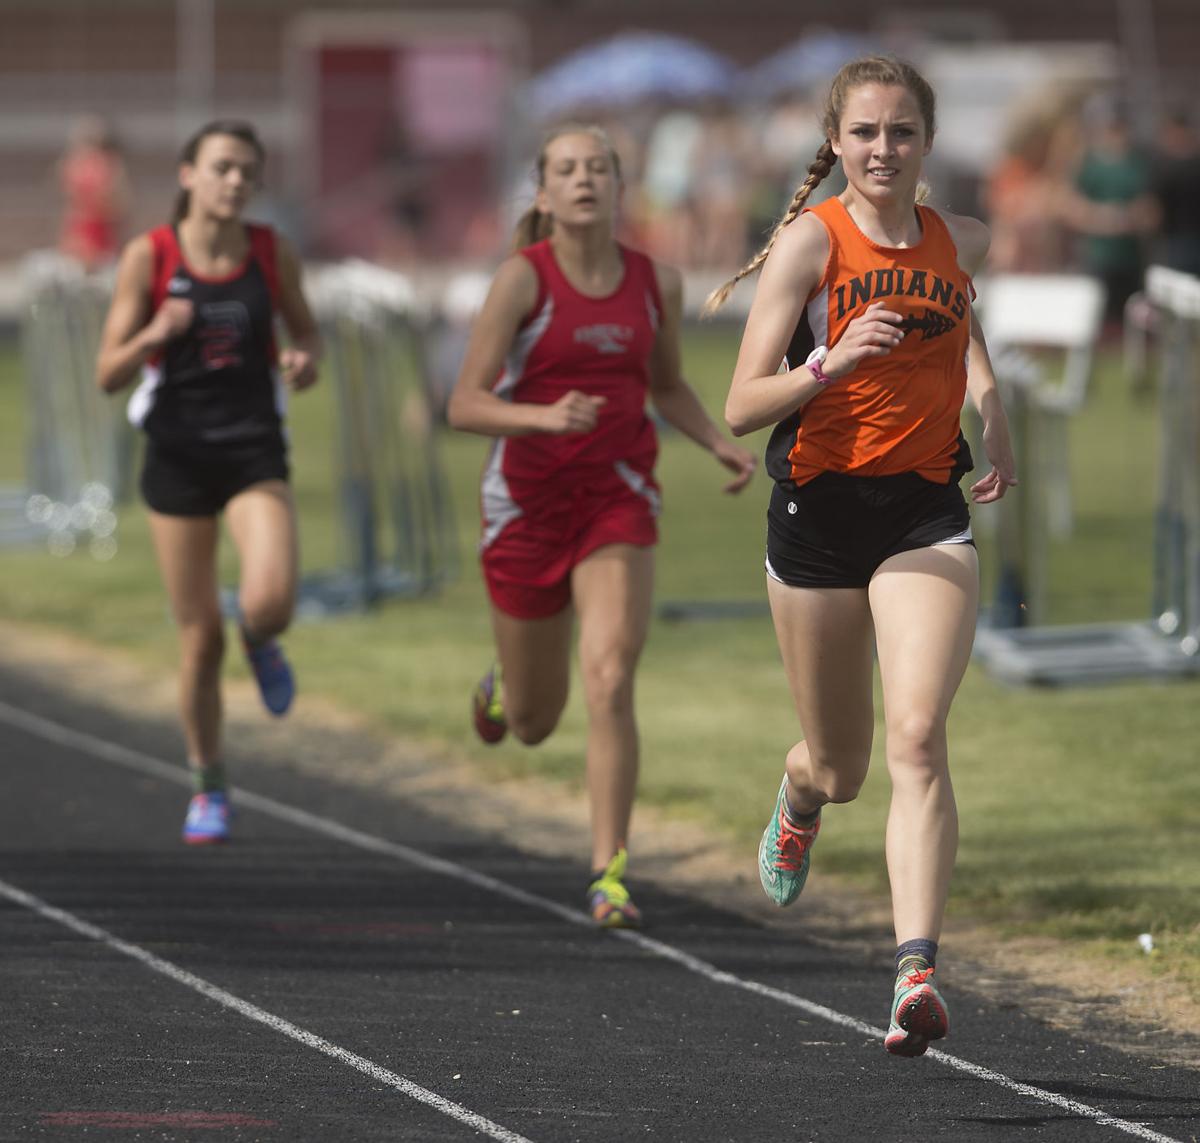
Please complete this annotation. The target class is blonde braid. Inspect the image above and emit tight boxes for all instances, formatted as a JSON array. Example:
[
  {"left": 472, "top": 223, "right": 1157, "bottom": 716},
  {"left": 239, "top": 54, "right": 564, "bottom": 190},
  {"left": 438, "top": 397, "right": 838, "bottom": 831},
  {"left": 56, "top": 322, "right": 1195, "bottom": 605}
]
[{"left": 702, "top": 140, "right": 837, "bottom": 316}]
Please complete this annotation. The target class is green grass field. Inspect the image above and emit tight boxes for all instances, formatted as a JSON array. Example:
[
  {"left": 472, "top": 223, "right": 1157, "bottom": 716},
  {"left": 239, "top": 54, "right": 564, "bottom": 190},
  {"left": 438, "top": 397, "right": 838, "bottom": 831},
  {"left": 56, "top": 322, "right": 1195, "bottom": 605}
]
[{"left": 1, "top": 326, "right": 1196, "bottom": 998}]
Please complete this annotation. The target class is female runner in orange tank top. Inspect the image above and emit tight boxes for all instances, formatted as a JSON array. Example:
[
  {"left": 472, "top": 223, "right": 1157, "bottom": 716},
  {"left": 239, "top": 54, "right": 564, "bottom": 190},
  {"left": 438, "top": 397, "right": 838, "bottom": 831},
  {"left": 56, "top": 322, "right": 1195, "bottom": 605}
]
[{"left": 708, "top": 57, "right": 1017, "bottom": 1057}]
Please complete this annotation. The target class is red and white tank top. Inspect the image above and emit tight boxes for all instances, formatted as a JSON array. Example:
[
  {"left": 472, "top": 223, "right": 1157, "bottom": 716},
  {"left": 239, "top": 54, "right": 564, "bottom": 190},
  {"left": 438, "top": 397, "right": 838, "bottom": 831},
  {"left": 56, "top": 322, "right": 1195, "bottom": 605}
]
[{"left": 479, "top": 239, "right": 664, "bottom": 545}]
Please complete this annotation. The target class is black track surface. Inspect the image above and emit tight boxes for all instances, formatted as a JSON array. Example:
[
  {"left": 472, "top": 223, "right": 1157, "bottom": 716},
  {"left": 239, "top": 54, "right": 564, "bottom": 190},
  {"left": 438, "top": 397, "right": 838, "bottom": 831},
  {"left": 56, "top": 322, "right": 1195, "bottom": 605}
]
[{"left": 1, "top": 662, "right": 1197, "bottom": 1143}]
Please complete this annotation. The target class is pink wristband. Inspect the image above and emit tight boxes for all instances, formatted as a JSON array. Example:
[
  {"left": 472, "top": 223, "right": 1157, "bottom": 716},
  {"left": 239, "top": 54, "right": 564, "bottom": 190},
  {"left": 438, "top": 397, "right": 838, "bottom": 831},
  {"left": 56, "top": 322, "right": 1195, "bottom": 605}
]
[
  {"left": 810, "top": 359, "right": 834, "bottom": 385},
  {"left": 806, "top": 347, "right": 835, "bottom": 386}
]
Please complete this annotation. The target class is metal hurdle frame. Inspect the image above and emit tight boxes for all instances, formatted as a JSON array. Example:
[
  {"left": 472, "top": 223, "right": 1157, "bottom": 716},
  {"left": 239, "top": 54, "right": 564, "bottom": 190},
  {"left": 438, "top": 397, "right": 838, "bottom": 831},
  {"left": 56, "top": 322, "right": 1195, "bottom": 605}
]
[
  {"left": 973, "top": 266, "right": 1200, "bottom": 684},
  {"left": 298, "top": 260, "right": 458, "bottom": 615},
  {"left": 5, "top": 252, "right": 128, "bottom": 558},
  {"left": 10, "top": 253, "right": 458, "bottom": 611},
  {"left": 1147, "top": 265, "right": 1200, "bottom": 657}
]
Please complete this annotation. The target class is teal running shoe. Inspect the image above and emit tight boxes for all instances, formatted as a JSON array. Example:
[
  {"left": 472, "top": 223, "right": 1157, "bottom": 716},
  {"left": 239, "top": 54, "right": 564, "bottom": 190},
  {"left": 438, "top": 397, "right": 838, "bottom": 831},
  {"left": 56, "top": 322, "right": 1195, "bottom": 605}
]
[
  {"left": 757, "top": 775, "right": 821, "bottom": 907},
  {"left": 183, "top": 792, "right": 231, "bottom": 846},
  {"left": 884, "top": 965, "right": 949, "bottom": 1057}
]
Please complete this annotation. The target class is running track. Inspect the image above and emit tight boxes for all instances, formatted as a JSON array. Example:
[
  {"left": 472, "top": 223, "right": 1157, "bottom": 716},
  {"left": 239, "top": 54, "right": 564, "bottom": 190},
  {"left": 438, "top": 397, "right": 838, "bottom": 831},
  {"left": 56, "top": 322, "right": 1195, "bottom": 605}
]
[{"left": 1, "top": 661, "right": 1197, "bottom": 1142}]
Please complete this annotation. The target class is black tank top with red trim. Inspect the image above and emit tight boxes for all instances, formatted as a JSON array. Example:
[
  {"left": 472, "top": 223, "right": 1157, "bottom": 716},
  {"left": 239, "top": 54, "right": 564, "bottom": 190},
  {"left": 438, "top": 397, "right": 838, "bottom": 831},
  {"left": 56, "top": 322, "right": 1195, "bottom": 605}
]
[{"left": 128, "top": 223, "right": 282, "bottom": 448}]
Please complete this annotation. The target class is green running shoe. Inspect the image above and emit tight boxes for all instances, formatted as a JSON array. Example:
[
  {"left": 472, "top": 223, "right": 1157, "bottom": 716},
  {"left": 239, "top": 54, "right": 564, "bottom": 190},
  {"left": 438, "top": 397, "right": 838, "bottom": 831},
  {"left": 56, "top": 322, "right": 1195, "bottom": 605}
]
[
  {"left": 757, "top": 775, "right": 821, "bottom": 907},
  {"left": 884, "top": 965, "right": 949, "bottom": 1057},
  {"left": 587, "top": 848, "right": 642, "bottom": 928},
  {"left": 472, "top": 663, "right": 507, "bottom": 745}
]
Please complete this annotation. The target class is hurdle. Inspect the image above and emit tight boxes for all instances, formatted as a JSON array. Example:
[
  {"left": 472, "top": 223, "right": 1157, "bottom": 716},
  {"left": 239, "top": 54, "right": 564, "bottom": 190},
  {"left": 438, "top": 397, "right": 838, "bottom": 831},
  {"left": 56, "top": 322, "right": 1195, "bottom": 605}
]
[
  {"left": 11, "top": 252, "right": 457, "bottom": 611},
  {"left": 973, "top": 266, "right": 1200, "bottom": 684},
  {"left": 7, "top": 252, "right": 127, "bottom": 559},
  {"left": 298, "top": 260, "right": 458, "bottom": 614}
]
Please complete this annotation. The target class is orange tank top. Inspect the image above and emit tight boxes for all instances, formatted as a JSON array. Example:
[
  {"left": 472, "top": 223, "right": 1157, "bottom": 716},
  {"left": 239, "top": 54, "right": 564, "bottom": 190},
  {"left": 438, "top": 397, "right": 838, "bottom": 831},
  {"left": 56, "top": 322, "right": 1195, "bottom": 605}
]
[{"left": 765, "top": 196, "right": 974, "bottom": 486}]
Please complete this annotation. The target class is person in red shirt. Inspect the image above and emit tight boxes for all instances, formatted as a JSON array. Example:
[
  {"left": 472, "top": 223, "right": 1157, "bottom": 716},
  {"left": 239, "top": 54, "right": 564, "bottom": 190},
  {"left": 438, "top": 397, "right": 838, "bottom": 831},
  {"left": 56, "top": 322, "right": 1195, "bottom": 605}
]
[
  {"left": 58, "top": 116, "right": 131, "bottom": 270},
  {"left": 95, "top": 121, "right": 321, "bottom": 846},
  {"left": 708, "top": 56, "right": 1016, "bottom": 1057},
  {"left": 448, "top": 124, "right": 756, "bottom": 928}
]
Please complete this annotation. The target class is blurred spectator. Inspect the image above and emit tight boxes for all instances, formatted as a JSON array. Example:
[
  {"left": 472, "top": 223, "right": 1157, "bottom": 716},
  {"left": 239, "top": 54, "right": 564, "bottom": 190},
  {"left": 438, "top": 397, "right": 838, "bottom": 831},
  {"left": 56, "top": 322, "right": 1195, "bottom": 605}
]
[
  {"left": 1147, "top": 104, "right": 1200, "bottom": 277},
  {"left": 57, "top": 115, "right": 130, "bottom": 270},
  {"left": 640, "top": 106, "right": 702, "bottom": 265},
  {"left": 377, "top": 116, "right": 432, "bottom": 264},
  {"left": 1060, "top": 96, "right": 1156, "bottom": 330},
  {"left": 749, "top": 90, "right": 835, "bottom": 249},
  {"left": 595, "top": 115, "right": 647, "bottom": 250},
  {"left": 984, "top": 105, "right": 1072, "bottom": 272},
  {"left": 689, "top": 101, "right": 752, "bottom": 268}
]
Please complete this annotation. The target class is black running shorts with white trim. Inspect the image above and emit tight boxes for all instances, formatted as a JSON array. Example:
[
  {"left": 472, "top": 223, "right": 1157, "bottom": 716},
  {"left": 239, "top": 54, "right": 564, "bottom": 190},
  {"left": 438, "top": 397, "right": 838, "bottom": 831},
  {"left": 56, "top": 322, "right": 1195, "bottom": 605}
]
[
  {"left": 140, "top": 435, "right": 289, "bottom": 517},
  {"left": 766, "top": 471, "right": 974, "bottom": 589}
]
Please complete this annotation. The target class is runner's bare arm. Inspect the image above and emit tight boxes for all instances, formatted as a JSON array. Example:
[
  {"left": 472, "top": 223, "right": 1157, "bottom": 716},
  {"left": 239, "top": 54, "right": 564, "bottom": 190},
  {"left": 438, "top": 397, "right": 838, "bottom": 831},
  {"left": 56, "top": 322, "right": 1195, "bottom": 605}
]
[
  {"left": 725, "top": 215, "right": 903, "bottom": 435},
  {"left": 95, "top": 236, "right": 190, "bottom": 393},
  {"left": 725, "top": 215, "right": 846, "bottom": 435},
  {"left": 446, "top": 255, "right": 604, "bottom": 437},
  {"left": 942, "top": 213, "right": 1017, "bottom": 502},
  {"left": 648, "top": 264, "right": 756, "bottom": 492},
  {"left": 275, "top": 237, "right": 321, "bottom": 392}
]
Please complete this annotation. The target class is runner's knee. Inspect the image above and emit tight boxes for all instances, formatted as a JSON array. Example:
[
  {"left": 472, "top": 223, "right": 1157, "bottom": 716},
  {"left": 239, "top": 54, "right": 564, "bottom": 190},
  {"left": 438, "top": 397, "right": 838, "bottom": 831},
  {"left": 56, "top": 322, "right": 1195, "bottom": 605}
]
[
  {"left": 886, "top": 711, "right": 949, "bottom": 777},
  {"left": 239, "top": 591, "right": 293, "bottom": 641},
  {"left": 579, "top": 653, "right": 636, "bottom": 718},
  {"left": 790, "top": 739, "right": 871, "bottom": 803},
  {"left": 508, "top": 705, "right": 563, "bottom": 746},
  {"left": 178, "top": 614, "right": 225, "bottom": 674}
]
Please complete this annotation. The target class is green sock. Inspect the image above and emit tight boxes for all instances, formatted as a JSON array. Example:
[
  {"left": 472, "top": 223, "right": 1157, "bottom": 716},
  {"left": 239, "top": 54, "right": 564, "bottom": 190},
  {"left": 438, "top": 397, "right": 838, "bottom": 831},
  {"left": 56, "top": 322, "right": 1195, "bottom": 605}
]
[{"left": 192, "top": 763, "right": 227, "bottom": 795}]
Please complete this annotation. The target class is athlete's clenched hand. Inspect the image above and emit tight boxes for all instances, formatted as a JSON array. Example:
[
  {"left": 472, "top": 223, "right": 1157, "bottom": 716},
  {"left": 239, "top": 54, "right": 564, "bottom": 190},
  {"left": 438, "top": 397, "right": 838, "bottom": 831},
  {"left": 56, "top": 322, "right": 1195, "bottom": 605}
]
[
  {"left": 713, "top": 439, "right": 757, "bottom": 493},
  {"left": 823, "top": 302, "right": 905, "bottom": 379},
  {"left": 280, "top": 347, "right": 318, "bottom": 391},
  {"left": 145, "top": 298, "right": 194, "bottom": 348},
  {"left": 540, "top": 390, "right": 606, "bottom": 434},
  {"left": 969, "top": 421, "right": 1018, "bottom": 503}
]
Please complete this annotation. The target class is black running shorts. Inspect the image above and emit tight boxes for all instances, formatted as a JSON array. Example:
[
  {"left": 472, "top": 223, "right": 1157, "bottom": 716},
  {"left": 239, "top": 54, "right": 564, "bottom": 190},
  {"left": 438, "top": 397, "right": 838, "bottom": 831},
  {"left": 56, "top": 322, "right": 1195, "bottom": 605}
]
[
  {"left": 140, "top": 435, "right": 290, "bottom": 517},
  {"left": 766, "top": 471, "right": 973, "bottom": 589}
]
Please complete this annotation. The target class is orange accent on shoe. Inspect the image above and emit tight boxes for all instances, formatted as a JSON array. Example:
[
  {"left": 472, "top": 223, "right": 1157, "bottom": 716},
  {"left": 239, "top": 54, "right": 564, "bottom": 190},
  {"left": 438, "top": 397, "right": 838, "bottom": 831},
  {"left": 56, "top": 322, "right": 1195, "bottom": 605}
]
[{"left": 772, "top": 807, "right": 821, "bottom": 872}]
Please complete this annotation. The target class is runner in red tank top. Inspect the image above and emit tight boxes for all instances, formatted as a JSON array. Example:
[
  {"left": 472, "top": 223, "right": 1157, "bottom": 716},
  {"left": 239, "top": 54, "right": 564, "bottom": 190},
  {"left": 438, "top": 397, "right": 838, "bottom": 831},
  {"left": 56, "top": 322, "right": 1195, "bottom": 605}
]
[
  {"left": 96, "top": 121, "right": 322, "bottom": 846},
  {"left": 708, "top": 57, "right": 1017, "bottom": 1057},
  {"left": 448, "top": 124, "right": 756, "bottom": 928}
]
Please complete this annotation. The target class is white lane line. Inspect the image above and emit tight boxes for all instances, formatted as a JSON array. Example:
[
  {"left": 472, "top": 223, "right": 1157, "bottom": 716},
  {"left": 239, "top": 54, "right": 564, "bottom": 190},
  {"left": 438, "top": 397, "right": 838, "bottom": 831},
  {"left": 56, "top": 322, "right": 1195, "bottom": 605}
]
[
  {"left": 0, "top": 876, "right": 534, "bottom": 1143},
  {"left": 612, "top": 931, "right": 1187, "bottom": 1143},
  {"left": 0, "top": 699, "right": 1185, "bottom": 1143}
]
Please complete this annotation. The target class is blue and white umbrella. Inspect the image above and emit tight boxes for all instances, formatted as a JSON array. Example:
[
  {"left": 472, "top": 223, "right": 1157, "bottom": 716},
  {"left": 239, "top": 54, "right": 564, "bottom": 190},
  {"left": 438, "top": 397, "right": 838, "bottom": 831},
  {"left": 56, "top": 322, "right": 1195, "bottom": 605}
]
[
  {"left": 741, "top": 29, "right": 875, "bottom": 102},
  {"left": 525, "top": 31, "right": 737, "bottom": 119}
]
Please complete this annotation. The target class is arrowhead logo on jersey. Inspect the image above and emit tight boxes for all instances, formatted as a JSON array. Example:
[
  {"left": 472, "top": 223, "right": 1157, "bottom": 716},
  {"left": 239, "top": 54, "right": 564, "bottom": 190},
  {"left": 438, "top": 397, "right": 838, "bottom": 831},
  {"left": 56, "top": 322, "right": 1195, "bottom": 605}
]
[
  {"left": 574, "top": 323, "right": 634, "bottom": 355},
  {"left": 899, "top": 308, "right": 957, "bottom": 340},
  {"left": 167, "top": 277, "right": 191, "bottom": 295}
]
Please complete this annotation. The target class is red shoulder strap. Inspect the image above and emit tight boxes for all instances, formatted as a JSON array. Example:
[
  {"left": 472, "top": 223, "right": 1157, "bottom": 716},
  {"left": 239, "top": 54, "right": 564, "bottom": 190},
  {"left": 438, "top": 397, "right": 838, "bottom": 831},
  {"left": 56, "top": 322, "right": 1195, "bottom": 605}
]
[
  {"left": 623, "top": 245, "right": 663, "bottom": 330},
  {"left": 147, "top": 225, "right": 180, "bottom": 312},
  {"left": 246, "top": 223, "right": 280, "bottom": 305}
]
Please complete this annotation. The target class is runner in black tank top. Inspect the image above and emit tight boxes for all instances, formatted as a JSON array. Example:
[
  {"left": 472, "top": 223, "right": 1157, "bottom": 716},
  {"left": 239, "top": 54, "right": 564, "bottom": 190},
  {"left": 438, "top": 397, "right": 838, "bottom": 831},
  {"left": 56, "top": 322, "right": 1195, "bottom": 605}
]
[
  {"left": 96, "top": 121, "right": 322, "bottom": 846},
  {"left": 131, "top": 221, "right": 285, "bottom": 449}
]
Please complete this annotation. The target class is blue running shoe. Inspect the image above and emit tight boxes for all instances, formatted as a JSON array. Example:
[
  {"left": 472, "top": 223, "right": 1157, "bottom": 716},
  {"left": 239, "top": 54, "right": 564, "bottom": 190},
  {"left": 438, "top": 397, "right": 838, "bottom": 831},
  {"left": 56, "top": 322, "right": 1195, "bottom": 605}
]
[
  {"left": 183, "top": 792, "right": 230, "bottom": 845},
  {"left": 243, "top": 636, "right": 295, "bottom": 716}
]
